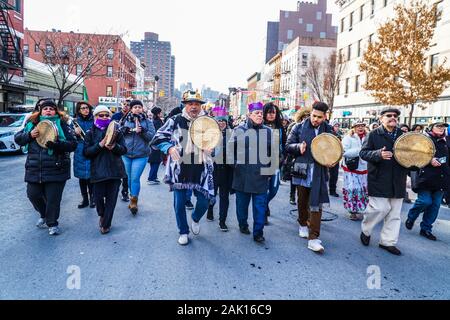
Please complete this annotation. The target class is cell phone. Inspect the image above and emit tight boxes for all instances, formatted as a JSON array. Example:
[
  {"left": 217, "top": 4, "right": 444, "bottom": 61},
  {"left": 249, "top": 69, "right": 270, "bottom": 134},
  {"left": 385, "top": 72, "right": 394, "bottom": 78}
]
[{"left": 437, "top": 157, "right": 447, "bottom": 164}]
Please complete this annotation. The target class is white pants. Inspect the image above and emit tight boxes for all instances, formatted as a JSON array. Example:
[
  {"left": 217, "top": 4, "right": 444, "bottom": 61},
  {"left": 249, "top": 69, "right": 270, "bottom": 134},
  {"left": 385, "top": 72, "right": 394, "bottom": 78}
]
[{"left": 362, "top": 197, "right": 403, "bottom": 247}]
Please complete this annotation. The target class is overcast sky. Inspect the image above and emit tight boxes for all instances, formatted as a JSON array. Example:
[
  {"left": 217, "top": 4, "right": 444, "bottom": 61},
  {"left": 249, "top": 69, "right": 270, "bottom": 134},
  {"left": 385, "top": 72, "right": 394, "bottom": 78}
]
[{"left": 25, "top": 0, "right": 339, "bottom": 93}]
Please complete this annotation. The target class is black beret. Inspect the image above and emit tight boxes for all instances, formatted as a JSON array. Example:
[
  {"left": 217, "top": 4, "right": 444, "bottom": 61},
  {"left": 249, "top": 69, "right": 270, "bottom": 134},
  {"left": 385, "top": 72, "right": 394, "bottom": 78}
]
[{"left": 380, "top": 107, "right": 401, "bottom": 116}]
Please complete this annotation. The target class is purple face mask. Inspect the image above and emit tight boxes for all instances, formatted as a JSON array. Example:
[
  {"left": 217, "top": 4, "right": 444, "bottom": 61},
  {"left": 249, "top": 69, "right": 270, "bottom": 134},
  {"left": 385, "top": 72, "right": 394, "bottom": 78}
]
[{"left": 95, "top": 118, "right": 111, "bottom": 130}]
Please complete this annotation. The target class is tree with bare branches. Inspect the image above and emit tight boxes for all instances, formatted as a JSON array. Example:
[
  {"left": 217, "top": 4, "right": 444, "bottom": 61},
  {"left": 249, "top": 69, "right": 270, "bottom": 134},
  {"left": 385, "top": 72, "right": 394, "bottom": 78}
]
[
  {"left": 28, "top": 31, "right": 122, "bottom": 109},
  {"left": 306, "top": 51, "right": 345, "bottom": 117},
  {"left": 359, "top": 0, "right": 450, "bottom": 127}
]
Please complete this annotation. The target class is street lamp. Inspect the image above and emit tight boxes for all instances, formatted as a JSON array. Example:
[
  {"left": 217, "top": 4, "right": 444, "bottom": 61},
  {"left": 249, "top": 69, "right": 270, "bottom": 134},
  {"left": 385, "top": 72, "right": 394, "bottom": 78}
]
[{"left": 154, "top": 75, "right": 159, "bottom": 105}]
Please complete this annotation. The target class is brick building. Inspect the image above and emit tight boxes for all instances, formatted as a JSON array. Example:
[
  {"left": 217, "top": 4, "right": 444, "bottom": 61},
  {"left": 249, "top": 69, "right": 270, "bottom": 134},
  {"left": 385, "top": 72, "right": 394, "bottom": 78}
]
[
  {"left": 24, "top": 30, "right": 141, "bottom": 110},
  {"left": 266, "top": 0, "right": 338, "bottom": 63},
  {"left": 0, "top": 0, "right": 26, "bottom": 112}
]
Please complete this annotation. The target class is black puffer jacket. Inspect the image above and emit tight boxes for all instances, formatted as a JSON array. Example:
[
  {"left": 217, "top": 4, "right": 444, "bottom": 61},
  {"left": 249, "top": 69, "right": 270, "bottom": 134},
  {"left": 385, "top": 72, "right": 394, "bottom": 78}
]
[
  {"left": 14, "top": 121, "right": 77, "bottom": 183},
  {"left": 413, "top": 133, "right": 450, "bottom": 193},
  {"left": 360, "top": 126, "right": 408, "bottom": 198},
  {"left": 83, "top": 126, "right": 128, "bottom": 183}
]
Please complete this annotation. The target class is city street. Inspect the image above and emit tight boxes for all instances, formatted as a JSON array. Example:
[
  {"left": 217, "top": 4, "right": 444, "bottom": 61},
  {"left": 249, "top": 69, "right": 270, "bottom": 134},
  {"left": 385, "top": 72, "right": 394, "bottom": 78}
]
[{"left": 0, "top": 153, "right": 449, "bottom": 300}]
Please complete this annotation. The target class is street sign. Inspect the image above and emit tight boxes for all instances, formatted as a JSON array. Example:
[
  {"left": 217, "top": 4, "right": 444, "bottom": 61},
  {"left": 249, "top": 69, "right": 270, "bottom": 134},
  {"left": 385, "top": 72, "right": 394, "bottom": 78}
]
[
  {"left": 271, "top": 97, "right": 286, "bottom": 102},
  {"left": 132, "top": 91, "right": 151, "bottom": 95}
]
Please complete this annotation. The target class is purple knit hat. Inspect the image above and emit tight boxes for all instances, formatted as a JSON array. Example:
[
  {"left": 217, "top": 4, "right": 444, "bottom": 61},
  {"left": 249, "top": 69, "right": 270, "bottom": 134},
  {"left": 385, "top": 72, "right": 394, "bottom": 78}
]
[
  {"left": 212, "top": 106, "right": 228, "bottom": 121},
  {"left": 248, "top": 102, "right": 264, "bottom": 112}
]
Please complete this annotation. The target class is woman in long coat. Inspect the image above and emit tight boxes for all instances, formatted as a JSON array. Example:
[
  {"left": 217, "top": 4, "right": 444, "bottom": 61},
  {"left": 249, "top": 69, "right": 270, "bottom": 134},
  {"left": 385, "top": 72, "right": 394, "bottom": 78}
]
[{"left": 73, "top": 101, "right": 95, "bottom": 209}]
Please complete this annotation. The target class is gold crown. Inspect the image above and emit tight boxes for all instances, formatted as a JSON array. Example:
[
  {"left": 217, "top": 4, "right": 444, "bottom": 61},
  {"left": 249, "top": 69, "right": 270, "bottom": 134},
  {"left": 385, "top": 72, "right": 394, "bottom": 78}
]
[{"left": 182, "top": 90, "right": 205, "bottom": 104}]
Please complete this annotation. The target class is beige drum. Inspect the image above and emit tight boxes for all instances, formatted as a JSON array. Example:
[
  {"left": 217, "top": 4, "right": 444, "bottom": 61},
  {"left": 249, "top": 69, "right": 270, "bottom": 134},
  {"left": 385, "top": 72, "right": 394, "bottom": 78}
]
[
  {"left": 36, "top": 120, "right": 58, "bottom": 149},
  {"left": 190, "top": 116, "right": 221, "bottom": 150},
  {"left": 311, "top": 133, "right": 343, "bottom": 167},
  {"left": 394, "top": 133, "right": 435, "bottom": 169}
]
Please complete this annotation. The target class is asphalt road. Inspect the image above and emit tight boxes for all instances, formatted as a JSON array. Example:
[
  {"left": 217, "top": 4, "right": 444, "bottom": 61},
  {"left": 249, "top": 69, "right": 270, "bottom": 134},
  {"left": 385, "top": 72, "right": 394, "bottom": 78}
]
[{"left": 0, "top": 153, "right": 449, "bottom": 300}]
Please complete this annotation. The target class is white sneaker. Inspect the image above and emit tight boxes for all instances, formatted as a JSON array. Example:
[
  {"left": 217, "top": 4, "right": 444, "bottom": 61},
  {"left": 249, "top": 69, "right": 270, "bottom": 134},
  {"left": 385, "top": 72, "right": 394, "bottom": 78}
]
[
  {"left": 48, "top": 227, "right": 61, "bottom": 236},
  {"left": 36, "top": 218, "right": 47, "bottom": 229},
  {"left": 308, "top": 239, "right": 325, "bottom": 254},
  {"left": 299, "top": 226, "right": 309, "bottom": 239},
  {"left": 191, "top": 221, "right": 200, "bottom": 235},
  {"left": 178, "top": 234, "right": 189, "bottom": 246}
]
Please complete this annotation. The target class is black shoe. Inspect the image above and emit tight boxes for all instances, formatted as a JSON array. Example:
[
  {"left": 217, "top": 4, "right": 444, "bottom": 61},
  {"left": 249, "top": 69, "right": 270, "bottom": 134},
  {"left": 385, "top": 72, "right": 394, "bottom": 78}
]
[
  {"left": 266, "top": 208, "right": 271, "bottom": 217},
  {"left": 121, "top": 193, "right": 130, "bottom": 202},
  {"left": 219, "top": 222, "right": 229, "bottom": 232},
  {"left": 240, "top": 227, "right": 251, "bottom": 235},
  {"left": 290, "top": 198, "right": 296, "bottom": 206},
  {"left": 207, "top": 208, "right": 214, "bottom": 222},
  {"left": 405, "top": 219, "right": 414, "bottom": 230},
  {"left": 254, "top": 235, "right": 265, "bottom": 243},
  {"left": 404, "top": 199, "right": 412, "bottom": 204},
  {"left": 89, "top": 195, "right": 96, "bottom": 208},
  {"left": 264, "top": 215, "right": 270, "bottom": 226},
  {"left": 78, "top": 197, "right": 89, "bottom": 209},
  {"left": 360, "top": 232, "right": 371, "bottom": 246},
  {"left": 330, "top": 192, "right": 339, "bottom": 198},
  {"left": 185, "top": 201, "right": 194, "bottom": 210},
  {"left": 379, "top": 245, "right": 402, "bottom": 256},
  {"left": 420, "top": 230, "right": 437, "bottom": 241}
]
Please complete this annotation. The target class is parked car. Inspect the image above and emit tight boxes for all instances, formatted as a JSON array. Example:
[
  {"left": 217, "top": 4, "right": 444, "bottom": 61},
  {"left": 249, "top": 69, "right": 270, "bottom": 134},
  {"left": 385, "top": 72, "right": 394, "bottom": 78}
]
[{"left": 0, "top": 112, "right": 32, "bottom": 154}]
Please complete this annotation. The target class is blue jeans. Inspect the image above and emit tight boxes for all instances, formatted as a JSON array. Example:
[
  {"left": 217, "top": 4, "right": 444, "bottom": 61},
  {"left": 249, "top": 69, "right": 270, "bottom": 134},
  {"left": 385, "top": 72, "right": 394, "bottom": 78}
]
[
  {"left": 186, "top": 189, "right": 193, "bottom": 202},
  {"left": 267, "top": 171, "right": 281, "bottom": 211},
  {"left": 173, "top": 189, "right": 209, "bottom": 235},
  {"left": 122, "top": 156, "right": 148, "bottom": 198},
  {"left": 408, "top": 190, "right": 444, "bottom": 232},
  {"left": 236, "top": 191, "right": 267, "bottom": 237},
  {"left": 148, "top": 162, "right": 161, "bottom": 181}
]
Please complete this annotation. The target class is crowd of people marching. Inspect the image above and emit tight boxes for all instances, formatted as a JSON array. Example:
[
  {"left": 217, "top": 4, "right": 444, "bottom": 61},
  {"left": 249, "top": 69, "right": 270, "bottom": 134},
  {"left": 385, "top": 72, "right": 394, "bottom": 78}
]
[{"left": 14, "top": 90, "right": 450, "bottom": 256}]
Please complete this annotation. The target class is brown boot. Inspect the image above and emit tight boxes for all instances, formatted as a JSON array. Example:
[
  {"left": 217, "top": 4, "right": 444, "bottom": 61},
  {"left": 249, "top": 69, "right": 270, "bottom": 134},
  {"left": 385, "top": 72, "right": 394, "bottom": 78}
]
[{"left": 129, "top": 196, "right": 138, "bottom": 215}]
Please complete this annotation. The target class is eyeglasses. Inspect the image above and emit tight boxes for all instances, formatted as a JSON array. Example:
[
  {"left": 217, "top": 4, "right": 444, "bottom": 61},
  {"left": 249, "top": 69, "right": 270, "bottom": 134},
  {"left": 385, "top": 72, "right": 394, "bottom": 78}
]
[
  {"left": 97, "top": 114, "right": 110, "bottom": 119},
  {"left": 434, "top": 125, "right": 446, "bottom": 129},
  {"left": 384, "top": 114, "right": 399, "bottom": 119}
]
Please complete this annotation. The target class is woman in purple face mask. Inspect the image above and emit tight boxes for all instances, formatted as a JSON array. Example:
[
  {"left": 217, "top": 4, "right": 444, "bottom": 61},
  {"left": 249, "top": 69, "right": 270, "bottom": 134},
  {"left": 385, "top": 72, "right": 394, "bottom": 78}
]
[{"left": 84, "top": 106, "right": 128, "bottom": 235}]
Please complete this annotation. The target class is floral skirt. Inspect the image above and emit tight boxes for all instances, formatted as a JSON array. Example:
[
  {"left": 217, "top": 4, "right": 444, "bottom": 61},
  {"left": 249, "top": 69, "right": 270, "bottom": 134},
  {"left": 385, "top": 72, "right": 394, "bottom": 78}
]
[{"left": 342, "top": 171, "right": 369, "bottom": 214}]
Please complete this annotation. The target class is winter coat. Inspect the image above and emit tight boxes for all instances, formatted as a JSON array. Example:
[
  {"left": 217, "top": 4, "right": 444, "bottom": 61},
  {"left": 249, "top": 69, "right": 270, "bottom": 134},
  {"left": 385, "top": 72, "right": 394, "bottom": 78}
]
[
  {"left": 342, "top": 133, "right": 368, "bottom": 171},
  {"left": 73, "top": 115, "right": 94, "bottom": 180},
  {"left": 83, "top": 126, "right": 127, "bottom": 183},
  {"left": 148, "top": 117, "right": 164, "bottom": 163},
  {"left": 285, "top": 118, "right": 332, "bottom": 209},
  {"left": 122, "top": 114, "right": 155, "bottom": 159},
  {"left": 360, "top": 126, "right": 408, "bottom": 199},
  {"left": 15, "top": 120, "right": 77, "bottom": 183},
  {"left": 229, "top": 119, "right": 273, "bottom": 194},
  {"left": 413, "top": 133, "right": 450, "bottom": 193}
]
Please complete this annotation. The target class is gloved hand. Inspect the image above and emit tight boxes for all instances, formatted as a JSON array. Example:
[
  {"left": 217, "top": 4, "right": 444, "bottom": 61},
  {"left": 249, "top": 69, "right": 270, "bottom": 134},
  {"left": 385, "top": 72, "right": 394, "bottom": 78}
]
[{"left": 46, "top": 140, "right": 59, "bottom": 150}]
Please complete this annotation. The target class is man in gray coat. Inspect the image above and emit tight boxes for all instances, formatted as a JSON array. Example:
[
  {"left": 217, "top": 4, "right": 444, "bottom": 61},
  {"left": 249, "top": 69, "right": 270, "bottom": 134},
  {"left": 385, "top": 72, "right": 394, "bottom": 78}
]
[{"left": 229, "top": 102, "right": 275, "bottom": 244}]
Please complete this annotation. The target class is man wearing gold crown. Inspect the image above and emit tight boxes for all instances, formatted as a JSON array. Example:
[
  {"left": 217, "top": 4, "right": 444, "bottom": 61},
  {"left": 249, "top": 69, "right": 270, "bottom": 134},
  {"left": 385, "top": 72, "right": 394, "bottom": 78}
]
[{"left": 151, "top": 90, "right": 215, "bottom": 246}]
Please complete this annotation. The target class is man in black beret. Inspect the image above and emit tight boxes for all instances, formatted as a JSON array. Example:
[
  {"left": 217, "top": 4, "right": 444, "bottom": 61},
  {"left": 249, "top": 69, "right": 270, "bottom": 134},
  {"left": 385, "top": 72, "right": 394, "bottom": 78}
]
[{"left": 359, "top": 106, "right": 408, "bottom": 256}]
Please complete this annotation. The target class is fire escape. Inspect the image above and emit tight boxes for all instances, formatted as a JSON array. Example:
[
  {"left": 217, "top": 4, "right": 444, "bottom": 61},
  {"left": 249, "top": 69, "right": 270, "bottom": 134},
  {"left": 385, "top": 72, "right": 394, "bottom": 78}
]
[{"left": 0, "top": 0, "right": 23, "bottom": 84}]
